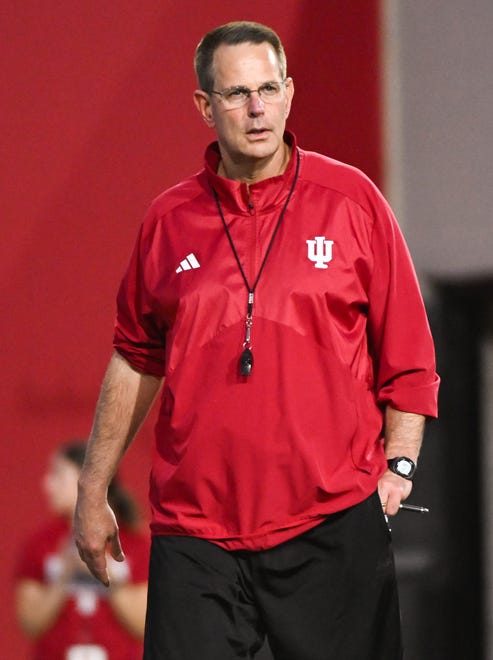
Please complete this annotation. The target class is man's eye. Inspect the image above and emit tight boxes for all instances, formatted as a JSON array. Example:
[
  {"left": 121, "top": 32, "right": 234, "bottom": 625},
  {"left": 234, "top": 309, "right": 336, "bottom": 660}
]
[
  {"left": 226, "top": 88, "right": 248, "bottom": 99},
  {"left": 260, "top": 83, "right": 280, "bottom": 95}
]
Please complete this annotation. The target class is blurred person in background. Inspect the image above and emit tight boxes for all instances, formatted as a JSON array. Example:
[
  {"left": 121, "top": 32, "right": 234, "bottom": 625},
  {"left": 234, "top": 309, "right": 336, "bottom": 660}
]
[{"left": 15, "top": 440, "right": 149, "bottom": 660}]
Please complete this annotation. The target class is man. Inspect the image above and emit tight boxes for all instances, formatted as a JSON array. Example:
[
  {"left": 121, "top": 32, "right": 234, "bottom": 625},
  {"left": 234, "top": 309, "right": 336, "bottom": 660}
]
[{"left": 74, "top": 21, "right": 439, "bottom": 660}]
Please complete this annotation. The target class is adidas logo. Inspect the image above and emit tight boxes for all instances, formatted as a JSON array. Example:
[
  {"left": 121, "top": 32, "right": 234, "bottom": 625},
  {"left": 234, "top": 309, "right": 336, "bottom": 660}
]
[{"left": 175, "top": 253, "right": 200, "bottom": 273}]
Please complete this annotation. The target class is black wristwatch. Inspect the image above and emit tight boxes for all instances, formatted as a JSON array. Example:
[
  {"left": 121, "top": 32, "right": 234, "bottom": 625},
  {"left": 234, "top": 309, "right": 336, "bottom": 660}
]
[{"left": 387, "top": 456, "right": 416, "bottom": 480}]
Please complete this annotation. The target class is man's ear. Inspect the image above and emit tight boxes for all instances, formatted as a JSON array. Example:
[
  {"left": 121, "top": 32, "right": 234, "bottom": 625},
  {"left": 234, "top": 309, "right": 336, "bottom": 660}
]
[
  {"left": 284, "top": 77, "right": 295, "bottom": 119},
  {"left": 194, "top": 90, "right": 215, "bottom": 128}
]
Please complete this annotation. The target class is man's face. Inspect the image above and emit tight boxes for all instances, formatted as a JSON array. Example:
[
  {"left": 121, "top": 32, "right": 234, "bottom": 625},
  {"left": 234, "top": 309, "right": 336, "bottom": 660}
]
[{"left": 195, "top": 42, "right": 294, "bottom": 174}]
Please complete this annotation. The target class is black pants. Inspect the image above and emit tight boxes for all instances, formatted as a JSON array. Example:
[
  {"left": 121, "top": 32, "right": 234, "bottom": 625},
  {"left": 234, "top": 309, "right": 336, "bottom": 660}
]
[{"left": 144, "top": 491, "right": 402, "bottom": 659}]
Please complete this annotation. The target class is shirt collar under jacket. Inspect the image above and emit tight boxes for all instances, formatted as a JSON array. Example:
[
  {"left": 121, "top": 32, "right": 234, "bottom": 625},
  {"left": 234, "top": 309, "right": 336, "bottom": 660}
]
[{"left": 203, "top": 130, "right": 299, "bottom": 215}]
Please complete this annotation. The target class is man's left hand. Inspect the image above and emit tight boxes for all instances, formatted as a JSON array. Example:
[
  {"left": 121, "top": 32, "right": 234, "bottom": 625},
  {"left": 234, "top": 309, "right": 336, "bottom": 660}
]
[{"left": 378, "top": 470, "right": 413, "bottom": 516}]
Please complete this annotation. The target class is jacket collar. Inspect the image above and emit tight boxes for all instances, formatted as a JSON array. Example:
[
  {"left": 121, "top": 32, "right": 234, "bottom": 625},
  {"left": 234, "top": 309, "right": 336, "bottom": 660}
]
[{"left": 203, "top": 131, "right": 298, "bottom": 214}]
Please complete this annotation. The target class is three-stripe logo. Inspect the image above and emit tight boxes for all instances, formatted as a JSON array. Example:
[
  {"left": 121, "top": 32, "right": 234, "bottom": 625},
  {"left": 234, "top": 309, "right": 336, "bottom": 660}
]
[{"left": 175, "top": 253, "right": 200, "bottom": 273}]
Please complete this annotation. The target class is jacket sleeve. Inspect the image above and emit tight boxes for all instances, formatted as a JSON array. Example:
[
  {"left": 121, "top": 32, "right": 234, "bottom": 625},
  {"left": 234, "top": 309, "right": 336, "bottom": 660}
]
[
  {"left": 113, "top": 211, "right": 166, "bottom": 378},
  {"left": 366, "top": 193, "right": 439, "bottom": 417}
]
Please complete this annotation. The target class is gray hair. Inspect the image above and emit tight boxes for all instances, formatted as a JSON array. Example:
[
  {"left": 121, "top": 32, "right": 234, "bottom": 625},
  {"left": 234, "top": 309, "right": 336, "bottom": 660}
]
[{"left": 194, "top": 21, "right": 287, "bottom": 91}]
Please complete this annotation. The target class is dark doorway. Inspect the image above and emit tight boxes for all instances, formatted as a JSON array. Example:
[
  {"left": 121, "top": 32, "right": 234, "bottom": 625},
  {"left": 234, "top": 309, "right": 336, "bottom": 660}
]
[{"left": 394, "top": 281, "right": 493, "bottom": 659}]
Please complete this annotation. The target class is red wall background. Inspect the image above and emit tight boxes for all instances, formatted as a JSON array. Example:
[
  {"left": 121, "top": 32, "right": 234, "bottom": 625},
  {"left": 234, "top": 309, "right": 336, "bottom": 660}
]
[{"left": 1, "top": 1, "right": 381, "bottom": 656}]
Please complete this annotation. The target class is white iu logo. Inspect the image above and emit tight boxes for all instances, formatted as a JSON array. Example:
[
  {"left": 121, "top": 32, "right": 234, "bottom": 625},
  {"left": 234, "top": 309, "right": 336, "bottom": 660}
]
[{"left": 306, "top": 236, "right": 334, "bottom": 269}]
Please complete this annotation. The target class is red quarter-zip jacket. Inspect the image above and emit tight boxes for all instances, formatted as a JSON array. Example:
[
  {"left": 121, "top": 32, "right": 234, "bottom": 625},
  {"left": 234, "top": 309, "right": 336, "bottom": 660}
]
[{"left": 114, "top": 132, "right": 439, "bottom": 551}]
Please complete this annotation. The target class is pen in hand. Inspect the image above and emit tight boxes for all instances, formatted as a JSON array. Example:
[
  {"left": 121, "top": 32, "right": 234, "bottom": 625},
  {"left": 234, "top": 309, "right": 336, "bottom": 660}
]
[
  {"left": 384, "top": 503, "right": 430, "bottom": 530},
  {"left": 399, "top": 503, "right": 429, "bottom": 513}
]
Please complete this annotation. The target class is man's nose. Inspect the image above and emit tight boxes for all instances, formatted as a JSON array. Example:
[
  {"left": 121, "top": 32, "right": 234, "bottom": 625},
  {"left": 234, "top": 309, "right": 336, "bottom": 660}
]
[{"left": 247, "top": 91, "right": 265, "bottom": 116}]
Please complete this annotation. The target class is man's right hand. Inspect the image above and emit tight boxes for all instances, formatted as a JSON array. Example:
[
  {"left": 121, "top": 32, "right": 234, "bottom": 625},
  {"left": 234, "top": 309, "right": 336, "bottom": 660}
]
[
  {"left": 72, "top": 353, "right": 161, "bottom": 586},
  {"left": 73, "top": 493, "right": 125, "bottom": 587}
]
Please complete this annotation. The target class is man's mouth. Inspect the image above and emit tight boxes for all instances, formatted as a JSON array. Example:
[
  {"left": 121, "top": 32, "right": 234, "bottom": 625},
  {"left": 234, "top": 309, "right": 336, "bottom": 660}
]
[{"left": 246, "top": 128, "right": 270, "bottom": 135}]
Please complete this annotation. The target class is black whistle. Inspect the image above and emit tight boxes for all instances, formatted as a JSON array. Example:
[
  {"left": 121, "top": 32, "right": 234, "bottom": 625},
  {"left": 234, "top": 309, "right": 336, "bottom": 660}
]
[{"left": 239, "top": 347, "right": 254, "bottom": 376}]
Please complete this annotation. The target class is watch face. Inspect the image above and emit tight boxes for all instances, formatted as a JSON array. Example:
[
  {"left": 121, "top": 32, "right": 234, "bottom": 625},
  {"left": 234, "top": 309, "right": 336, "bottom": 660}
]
[
  {"left": 396, "top": 458, "right": 413, "bottom": 476},
  {"left": 388, "top": 456, "right": 416, "bottom": 479}
]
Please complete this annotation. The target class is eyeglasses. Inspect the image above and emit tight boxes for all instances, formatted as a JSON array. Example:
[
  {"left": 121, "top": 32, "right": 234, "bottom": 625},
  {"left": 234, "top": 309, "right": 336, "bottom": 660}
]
[{"left": 208, "top": 80, "right": 288, "bottom": 109}]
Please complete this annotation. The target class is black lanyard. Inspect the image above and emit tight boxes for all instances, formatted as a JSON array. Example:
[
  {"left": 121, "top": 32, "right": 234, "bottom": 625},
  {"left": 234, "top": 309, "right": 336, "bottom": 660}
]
[{"left": 212, "top": 148, "right": 300, "bottom": 377}]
